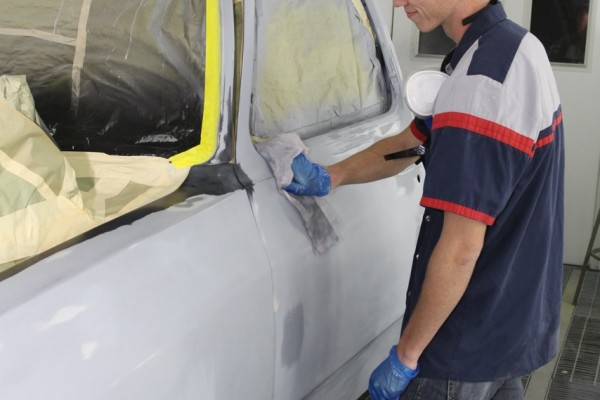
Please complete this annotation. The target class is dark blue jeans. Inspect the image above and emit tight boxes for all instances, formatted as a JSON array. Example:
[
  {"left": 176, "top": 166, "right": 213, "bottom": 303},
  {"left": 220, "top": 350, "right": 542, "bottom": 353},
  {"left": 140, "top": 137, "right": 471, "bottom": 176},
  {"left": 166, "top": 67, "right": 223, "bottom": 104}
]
[{"left": 400, "top": 376, "right": 523, "bottom": 400}]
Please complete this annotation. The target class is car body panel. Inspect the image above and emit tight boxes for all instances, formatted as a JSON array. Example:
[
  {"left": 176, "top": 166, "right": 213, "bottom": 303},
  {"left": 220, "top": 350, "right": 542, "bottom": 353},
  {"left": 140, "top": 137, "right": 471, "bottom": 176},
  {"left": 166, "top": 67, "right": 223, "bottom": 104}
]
[
  {"left": 251, "top": 167, "right": 422, "bottom": 400},
  {"left": 0, "top": 192, "right": 275, "bottom": 399}
]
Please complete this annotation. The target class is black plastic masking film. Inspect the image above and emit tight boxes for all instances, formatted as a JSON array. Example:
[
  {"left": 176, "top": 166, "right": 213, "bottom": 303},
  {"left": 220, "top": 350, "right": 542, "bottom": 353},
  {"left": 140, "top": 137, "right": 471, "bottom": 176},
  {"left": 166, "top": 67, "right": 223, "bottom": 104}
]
[{"left": 0, "top": 0, "right": 207, "bottom": 158}]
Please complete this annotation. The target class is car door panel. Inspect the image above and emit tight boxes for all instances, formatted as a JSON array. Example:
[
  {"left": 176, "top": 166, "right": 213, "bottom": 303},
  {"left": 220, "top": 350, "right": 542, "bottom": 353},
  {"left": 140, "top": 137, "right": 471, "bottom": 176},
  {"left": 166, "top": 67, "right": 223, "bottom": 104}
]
[{"left": 250, "top": 156, "right": 423, "bottom": 400}]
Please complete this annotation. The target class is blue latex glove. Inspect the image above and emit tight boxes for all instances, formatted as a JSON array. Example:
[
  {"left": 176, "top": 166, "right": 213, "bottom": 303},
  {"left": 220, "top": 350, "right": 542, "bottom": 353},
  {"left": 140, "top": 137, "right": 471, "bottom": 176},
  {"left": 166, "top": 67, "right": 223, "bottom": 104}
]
[
  {"left": 284, "top": 153, "right": 331, "bottom": 197},
  {"left": 368, "top": 346, "right": 419, "bottom": 400}
]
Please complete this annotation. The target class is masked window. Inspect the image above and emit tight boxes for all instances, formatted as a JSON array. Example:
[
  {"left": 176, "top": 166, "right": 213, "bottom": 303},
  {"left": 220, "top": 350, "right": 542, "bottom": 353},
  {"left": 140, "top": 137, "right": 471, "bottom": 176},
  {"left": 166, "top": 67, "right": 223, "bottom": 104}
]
[
  {"left": 0, "top": 0, "right": 207, "bottom": 158},
  {"left": 251, "top": 0, "right": 389, "bottom": 139}
]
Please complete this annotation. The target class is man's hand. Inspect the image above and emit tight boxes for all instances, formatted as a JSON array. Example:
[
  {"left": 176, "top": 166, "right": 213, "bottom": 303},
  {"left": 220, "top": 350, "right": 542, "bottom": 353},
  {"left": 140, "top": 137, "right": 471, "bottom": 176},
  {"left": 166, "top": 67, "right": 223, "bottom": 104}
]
[
  {"left": 368, "top": 346, "right": 419, "bottom": 400},
  {"left": 284, "top": 153, "right": 331, "bottom": 197}
]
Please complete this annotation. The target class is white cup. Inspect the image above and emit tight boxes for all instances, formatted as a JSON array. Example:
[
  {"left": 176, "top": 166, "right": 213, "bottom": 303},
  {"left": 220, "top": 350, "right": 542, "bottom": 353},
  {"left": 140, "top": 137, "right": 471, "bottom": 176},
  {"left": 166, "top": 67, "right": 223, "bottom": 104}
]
[{"left": 405, "top": 70, "right": 448, "bottom": 118}]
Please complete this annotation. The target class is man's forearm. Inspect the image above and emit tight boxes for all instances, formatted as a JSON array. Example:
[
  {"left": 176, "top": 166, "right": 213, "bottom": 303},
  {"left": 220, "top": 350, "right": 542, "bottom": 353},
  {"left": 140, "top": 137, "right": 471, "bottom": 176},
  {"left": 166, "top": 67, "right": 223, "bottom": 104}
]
[
  {"left": 397, "top": 212, "right": 486, "bottom": 369},
  {"left": 327, "top": 126, "right": 422, "bottom": 189}
]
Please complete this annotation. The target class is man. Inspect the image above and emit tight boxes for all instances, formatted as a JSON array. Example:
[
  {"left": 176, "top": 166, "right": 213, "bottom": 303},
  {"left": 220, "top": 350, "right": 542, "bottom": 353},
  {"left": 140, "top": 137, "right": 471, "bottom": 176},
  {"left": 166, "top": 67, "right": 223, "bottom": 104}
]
[{"left": 285, "top": 1, "right": 565, "bottom": 399}]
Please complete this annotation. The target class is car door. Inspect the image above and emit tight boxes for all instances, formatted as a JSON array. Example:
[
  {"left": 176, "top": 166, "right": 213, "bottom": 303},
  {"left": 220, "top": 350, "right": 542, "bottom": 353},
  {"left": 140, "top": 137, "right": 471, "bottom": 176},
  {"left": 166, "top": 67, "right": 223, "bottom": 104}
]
[{"left": 234, "top": 0, "right": 425, "bottom": 399}]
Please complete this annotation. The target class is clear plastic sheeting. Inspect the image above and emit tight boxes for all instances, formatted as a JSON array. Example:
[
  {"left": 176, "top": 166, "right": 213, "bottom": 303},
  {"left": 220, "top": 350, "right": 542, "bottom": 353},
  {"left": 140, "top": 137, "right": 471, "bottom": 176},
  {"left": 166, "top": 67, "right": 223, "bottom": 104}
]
[
  {"left": 0, "top": 0, "right": 206, "bottom": 158},
  {"left": 0, "top": 76, "right": 189, "bottom": 272},
  {"left": 252, "top": 0, "right": 388, "bottom": 139}
]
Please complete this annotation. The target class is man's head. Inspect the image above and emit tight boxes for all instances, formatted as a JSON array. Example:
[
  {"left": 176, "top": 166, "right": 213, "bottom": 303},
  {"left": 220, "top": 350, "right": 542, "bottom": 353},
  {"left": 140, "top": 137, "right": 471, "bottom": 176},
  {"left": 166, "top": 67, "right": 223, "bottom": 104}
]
[{"left": 393, "top": 0, "right": 492, "bottom": 43}]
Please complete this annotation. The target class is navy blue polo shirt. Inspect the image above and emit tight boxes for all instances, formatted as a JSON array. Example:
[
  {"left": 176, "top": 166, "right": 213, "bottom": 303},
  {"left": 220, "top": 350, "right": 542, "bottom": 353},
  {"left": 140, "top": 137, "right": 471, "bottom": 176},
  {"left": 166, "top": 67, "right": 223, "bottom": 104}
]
[{"left": 403, "top": 3, "right": 565, "bottom": 381}]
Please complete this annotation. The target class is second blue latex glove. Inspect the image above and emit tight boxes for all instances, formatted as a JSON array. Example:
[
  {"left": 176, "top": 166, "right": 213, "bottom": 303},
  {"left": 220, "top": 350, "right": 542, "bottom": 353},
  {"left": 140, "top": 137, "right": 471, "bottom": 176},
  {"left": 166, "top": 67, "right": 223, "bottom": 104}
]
[
  {"left": 368, "top": 346, "right": 419, "bottom": 400},
  {"left": 284, "top": 153, "right": 331, "bottom": 197}
]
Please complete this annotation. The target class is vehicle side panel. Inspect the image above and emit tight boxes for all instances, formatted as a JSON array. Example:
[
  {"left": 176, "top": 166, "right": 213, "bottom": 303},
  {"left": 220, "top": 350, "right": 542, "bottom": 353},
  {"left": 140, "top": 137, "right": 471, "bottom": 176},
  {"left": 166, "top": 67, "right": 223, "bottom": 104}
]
[
  {"left": 250, "top": 163, "right": 423, "bottom": 400},
  {"left": 0, "top": 192, "right": 275, "bottom": 400}
]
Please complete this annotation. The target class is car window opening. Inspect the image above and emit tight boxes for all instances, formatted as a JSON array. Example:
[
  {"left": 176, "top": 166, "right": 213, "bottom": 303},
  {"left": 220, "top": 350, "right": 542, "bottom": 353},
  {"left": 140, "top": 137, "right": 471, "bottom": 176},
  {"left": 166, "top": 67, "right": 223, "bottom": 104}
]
[{"left": 250, "top": 0, "right": 390, "bottom": 140}]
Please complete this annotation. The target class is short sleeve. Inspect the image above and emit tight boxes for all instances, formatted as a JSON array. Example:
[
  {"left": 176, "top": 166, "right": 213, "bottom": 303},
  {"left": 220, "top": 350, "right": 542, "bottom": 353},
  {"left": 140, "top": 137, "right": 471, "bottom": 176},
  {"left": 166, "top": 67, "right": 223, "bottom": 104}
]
[
  {"left": 421, "top": 117, "right": 532, "bottom": 225},
  {"left": 410, "top": 117, "right": 431, "bottom": 142}
]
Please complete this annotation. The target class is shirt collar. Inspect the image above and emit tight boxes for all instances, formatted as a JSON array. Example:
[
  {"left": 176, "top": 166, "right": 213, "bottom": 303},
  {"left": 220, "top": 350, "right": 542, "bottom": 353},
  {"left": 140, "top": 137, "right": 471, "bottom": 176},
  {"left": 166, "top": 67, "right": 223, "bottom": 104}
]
[{"left": 443, "top": 2, "right": 507, "bottom": 74}]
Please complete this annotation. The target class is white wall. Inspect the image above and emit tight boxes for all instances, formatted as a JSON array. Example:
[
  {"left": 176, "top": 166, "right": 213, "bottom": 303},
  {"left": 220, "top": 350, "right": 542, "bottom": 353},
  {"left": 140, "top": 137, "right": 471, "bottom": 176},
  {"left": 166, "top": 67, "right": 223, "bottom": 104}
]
[{"left": 376, "top": 0, "right": 600, "bottom": 265}]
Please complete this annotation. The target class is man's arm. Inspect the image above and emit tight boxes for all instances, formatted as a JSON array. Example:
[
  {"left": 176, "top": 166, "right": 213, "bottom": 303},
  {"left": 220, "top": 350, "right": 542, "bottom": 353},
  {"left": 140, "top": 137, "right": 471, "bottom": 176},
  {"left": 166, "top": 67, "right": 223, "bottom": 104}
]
[
  {"left": 327, "top": 125, "right": 423, "bottom": 189},
  {"left": 396, "top": 211, "right": 487, "bottom": 369}
]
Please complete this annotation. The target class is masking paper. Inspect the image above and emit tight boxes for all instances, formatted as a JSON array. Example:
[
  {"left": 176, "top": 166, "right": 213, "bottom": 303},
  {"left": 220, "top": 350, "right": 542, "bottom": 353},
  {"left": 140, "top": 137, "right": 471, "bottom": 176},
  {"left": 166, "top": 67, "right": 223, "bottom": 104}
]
[{"left": 0, "top": 76, "right": 189, "bottom": 272}]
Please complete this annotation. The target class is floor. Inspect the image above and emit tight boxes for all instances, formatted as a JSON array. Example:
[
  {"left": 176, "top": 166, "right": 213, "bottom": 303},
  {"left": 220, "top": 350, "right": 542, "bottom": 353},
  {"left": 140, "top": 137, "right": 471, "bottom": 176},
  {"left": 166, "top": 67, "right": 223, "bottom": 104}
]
[
  {"left": 358, "top": 265, "right": 600, "bottom": 400},
  {"left": 526, "top": 265, "right": 600, "bottom": 400}
]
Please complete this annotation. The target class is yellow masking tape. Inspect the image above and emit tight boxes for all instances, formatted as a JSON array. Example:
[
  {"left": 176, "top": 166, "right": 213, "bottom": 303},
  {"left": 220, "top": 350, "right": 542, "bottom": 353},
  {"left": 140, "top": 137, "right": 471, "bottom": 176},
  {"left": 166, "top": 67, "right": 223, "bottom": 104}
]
[{"left": 170, "top": 0, "right": 221, "bottom": 167}]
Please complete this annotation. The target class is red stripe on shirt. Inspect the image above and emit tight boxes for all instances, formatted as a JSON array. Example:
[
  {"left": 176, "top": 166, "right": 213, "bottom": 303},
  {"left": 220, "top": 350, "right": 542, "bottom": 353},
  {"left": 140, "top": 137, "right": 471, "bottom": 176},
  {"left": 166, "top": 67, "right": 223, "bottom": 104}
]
[
  {"left": 421, "top": 197, "right": 496, "bottom": 226},
  {"left": 552, "top": 112, "right": 563, "bottom": 130},
  {"left": 410, "top": 120, "right": 428, "bottom": 142},
  {"left": 535, "top": 112, "right": 562, "bottom": 149},
  {"left": 432, "top": 112, "right": 535, "bottom": 157},
  {"left": 535, "top": 133, "right": 554, "bottom": 149}
]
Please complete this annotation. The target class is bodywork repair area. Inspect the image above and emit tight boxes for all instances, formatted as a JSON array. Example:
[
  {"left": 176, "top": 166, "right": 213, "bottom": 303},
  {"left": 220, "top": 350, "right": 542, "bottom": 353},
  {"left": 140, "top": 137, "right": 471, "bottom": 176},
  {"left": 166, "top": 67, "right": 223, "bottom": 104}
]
[{"left": 0, "top": 1, "right": 424, "bottom": 399}]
